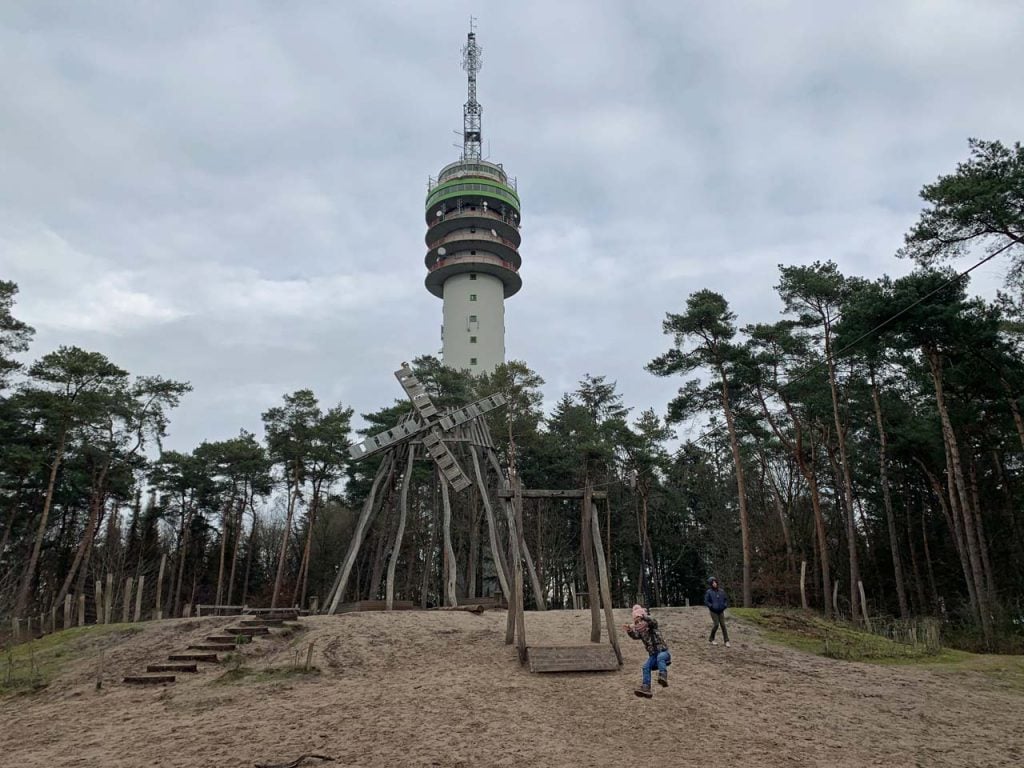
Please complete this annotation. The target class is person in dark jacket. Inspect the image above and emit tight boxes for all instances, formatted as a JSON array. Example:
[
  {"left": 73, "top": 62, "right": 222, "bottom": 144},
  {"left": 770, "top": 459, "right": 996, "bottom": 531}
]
[
  {"left": 624, "top": 604, "right": 671, "bottom": 698},
  {"left": 704, "top": 577, "right": 730, "bottom": 647}
]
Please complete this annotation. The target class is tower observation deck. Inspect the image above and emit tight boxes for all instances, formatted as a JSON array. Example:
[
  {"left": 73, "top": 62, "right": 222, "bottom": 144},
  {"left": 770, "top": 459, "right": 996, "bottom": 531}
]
[{"left": 424, "top": 26, "right": 521, "bottom": 373}]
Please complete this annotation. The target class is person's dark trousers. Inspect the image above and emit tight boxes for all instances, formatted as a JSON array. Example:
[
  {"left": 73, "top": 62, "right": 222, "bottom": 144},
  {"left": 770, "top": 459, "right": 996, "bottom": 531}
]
[{"left": 709, "top": 611, "right": 729, "bottom": 642}]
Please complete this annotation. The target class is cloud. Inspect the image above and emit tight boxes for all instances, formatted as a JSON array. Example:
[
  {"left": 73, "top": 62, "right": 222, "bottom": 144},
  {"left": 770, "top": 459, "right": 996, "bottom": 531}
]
[{"left": 1, "top": 0, "right": 1021, "bottom": 451}]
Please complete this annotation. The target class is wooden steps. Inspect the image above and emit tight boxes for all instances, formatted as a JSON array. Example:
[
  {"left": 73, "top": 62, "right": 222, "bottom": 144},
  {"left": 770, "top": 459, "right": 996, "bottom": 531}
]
[
  {"left": 225, "top": 626, "right": 269, "bottom": 635},
  {"left": 147, "top": 663, "right": 198, "bottom": 673},
  {"left": 188, "top": 643, "right": 237, "bottom": 652},
  {"left": 206, "top": 635, "right": 242, "bottom": 643},
  {"left": 124, "top": 674, "right": 176, "bottom": 685},
  {"left": 168, "top": 652, "right": 219, "bottom": 663},
  {"left": 527, "top": 645, "right": 621, "bottom": 673}
]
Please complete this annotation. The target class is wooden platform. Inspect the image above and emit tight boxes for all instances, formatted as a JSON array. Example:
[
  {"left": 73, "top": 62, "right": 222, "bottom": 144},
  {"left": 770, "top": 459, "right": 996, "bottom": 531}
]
[
  {"left": 334, "top": 600, "right": 416, "bottom": 613},
  {"left": 526, "top": 645, "right": 621, "bottom": 673}
]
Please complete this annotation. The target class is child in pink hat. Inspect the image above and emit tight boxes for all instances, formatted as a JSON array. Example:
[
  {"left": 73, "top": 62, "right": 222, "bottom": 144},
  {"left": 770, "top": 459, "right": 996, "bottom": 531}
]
[{"left": 624, "top": 604, "right": 671, "bottom": 698}]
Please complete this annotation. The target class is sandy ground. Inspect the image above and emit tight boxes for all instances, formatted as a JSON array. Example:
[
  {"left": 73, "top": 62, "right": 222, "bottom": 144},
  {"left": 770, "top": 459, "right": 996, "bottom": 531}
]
[{"left": 1, "top": 607, "right": 1022, "bottom": 768}]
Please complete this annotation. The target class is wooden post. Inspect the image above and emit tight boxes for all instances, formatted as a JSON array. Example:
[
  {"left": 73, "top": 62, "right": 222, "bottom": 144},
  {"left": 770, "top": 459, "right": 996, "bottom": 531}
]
[
  {"left": 26, "top": 616, "right": 32, "bottom": 638},
  {"left": 439, "top": 471, "right": 458, "bottom": 608},
  {"left": 832, "top": 579, "right": 840, "bottom": 618},
  {"left": 122, "top": 577, "right": 134, "bottom": 623},
  {"left": 387, "top": 447, "right": 416, "bottom": 611},
  {"left": 78, "top": 594, "right": 86, "bottom": 626},
  {"left": 472, "top": 448, "right": 512, "bottom": 600},
  {"left": 64, "top": 594, "right": 72, "bottom": 629},
  {"left": 310, "top": 596, "right": 319, "bottom": 613},
  {"left": 12, "top": 617, "right": 19, "bottom": 642},
  {"left": 858, "top": 580, "right": 871, "bottom": 630},
  {"left": 325, "top": 454, "right": 394, "bottom": 613},
  {"left": 95, "top": 580, "right": 104, "bottom": 625},
  {"left": 511, "top": 475, "right": 527, "bottom": 662},
  {"left": 800, "top": 560, "right": 808, "bottom": 610},
  {"left": 134, "top": 575, "right": 145, "bottom": 622},
  {"left": 183, "top": 603, "right": 192, "bottom": 618},
  {"left": 155, "top": 553, "right": 166, "bottom": 620},
  {"left": 581, "top": 479, "right": 601, "bottom": 643},
  {"left": 590, "top": 501, "right": 623, "bottom": 665},
  {"left": 521, "top": 537, "right": 547, "bottom": 611},
  {"left": 104, "top": 573, "right": 113, "bottom": 625},
  {"left": 50, "top": 606, "right": 57, "bottom": 634}
]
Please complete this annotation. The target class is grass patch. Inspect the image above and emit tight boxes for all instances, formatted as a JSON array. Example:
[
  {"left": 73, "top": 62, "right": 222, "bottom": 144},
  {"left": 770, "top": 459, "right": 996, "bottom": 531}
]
[
  {"left": 1, "top": 623, "right": 143, "bottom": 695},
  {"left": 731, "top": 608, "right": 943, "bottom": 663},
  {"left": 213, "top": 665, "right": 321, "bottom": 685}
]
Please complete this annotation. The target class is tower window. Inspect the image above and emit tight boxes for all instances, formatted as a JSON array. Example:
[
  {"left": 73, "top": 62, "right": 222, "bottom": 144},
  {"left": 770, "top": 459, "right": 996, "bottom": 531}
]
[
  {"left": 470, "top": 336, "right": 477, "bottom": 343},
  {"left": 471, "top": 250, "right": 476, "bottom": 255},
  {"left": 469, "top": 314, "right": 477, "bottom": 322},
  {"left": 470, "top": 273, "right": 477, "bottom": 280},
  {"left": 470, "top": 294, "right": 477, "bottom": 301},
  {"left": 470, "top": 357, "right": 478, "bottom": 366}
]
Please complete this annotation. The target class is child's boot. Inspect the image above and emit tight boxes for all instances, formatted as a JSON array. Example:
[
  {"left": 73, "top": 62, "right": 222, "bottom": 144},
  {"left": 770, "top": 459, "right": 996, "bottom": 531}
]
[
  {"left": 657, "top": 670, "right": 668, "bottom": 687},
  {"left": 634, "top": 683, "right": 653, "bottom": 698}
]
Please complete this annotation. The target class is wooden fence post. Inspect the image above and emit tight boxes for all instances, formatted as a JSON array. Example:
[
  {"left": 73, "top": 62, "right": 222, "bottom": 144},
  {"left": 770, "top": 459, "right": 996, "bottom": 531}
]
[
  {"left": 78, "top": 594, "right": 86, "bottom": 626},
  {"left": 800, "top": 560, "right": 808, "bottom": 610},
  {"left": 12, "top": 617, "right": 19, "bottom": 642},
  {"left": 95, "top": 580, "right": 104, "bottom": 625},
  {"left": 183, "top": 603, "right": 192, "bottom": 618},
  {"left": 104, "top": 573, "right": 113, "bottom": 625},
  {"left": 50, "top": 607, "right": 57, "bottom": 634},
  {"left": 134, "top": 575, "right": 145, "bottom": 622},
  {"left": 122, "top": 577, "right": 134, "bottom": 623},
  {"left": 64, "top": 594, "right": 72, "bottom": 629},
  {"left": 858, "top": 580, "right": 871, "bottom": 630},
  {"left": 155, "top": 554, "right": 166, "bottom": 620}
]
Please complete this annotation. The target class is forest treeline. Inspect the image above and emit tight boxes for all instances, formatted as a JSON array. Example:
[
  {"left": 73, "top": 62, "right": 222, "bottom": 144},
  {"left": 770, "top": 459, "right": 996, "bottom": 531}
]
[{"left": 1, "top": 139, "right": 1022, "bottom": 650}]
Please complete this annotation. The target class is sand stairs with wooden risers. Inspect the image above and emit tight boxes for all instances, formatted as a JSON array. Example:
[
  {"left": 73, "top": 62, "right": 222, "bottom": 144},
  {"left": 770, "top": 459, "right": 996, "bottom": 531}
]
[{"left": 121, "top": 611, "right": 302, "bottom": 686}]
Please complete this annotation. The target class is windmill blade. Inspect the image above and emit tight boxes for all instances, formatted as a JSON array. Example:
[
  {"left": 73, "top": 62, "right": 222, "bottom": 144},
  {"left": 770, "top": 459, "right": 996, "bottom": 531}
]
[
  {"left": 422, "top": 428, "right": 472, "bottom": 492},
  {"left": 348, "top": 415, "right": 426, "bottom": 461},
  {"left": 395, "top": 365, "right": 440, "bottom": 421},
  {"left": 437, "top": 393, "right": 507, "bottom": 431}
]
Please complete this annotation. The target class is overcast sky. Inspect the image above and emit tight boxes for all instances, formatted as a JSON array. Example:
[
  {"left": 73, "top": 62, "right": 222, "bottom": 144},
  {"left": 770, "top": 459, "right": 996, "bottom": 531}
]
[{"left": 2, "top": 0, "right": 1022, "bottom": 450}]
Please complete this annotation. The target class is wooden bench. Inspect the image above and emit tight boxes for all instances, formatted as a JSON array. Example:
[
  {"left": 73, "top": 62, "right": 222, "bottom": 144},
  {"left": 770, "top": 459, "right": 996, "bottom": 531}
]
[
  {"left": 334, "top": 600, "right": 415, "bottom": 613},
  {"left": 526, "top": 645, "right": 621, "bottom": 673}
]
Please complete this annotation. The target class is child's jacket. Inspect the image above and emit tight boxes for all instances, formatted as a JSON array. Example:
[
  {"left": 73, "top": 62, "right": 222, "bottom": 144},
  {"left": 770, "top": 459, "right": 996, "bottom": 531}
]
[{"left": 626, "top": 615, "right": 669, "bottom": 655}]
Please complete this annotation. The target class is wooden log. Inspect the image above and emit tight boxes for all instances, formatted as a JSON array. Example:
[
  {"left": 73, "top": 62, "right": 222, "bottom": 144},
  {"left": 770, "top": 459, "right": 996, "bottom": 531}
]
[
  {"left": 168, "top": 653, "right": 218, "bottom": 662},
  {"left": 581, "top": 480, "right": 601, "bottom": 643},
  {"left": 496, "top": 489, "right": 607, "bottom": 499},
  {"left": 226, "top": 626, "right": 269, "bottom": 635},
  {"left": 387, "top": 447, "right": 415, "bottom": 611},
  {"left": 95, "top": 579, "right": 104, "bottom": 625},
  {"left": 12, "top": 617, "right": 19, "bottom": 642},
  {"left": 800, "top": 560, "right": 808, "bottom": 610},
  {"left": 122, "top": 576, "right": 134, "bottom": 623},
  {"left": 188, "top": 644, "right": 237, "bottom": 652},
  {"left": 123, "top": 675, "right": 175, "bottom": 685},
  {"left": 832, "top": 580, "right": 840, "bottom": 617},
  {"left": 64, "top": 594, "right": 72, "bottom": 629},
  {"left": 512, "top": 475, "right": 527, "bottom": 663},
  {"left": 155, "top": 553, "right": 166, "bottom": 620},
  {"left": 474, "top": 447, "right": 512, "bottom": 600},
  {"left": 134, "top": 574, "right": 145, "bottom": 622},
  {"left": 147, "top": 664, "right": 197, "bottom": 673},
  {"left": 50, "top": 606, "right": 57, "bottom": 634},
  {"left": 325, "top": 454, "right": 394, "bottom": 613},
  {"left": 439, "top": 469, "right": 458, "bottom": 607},
  {"left": 78, "top": 594, "right": 85, "bottom": 626},
  {"left": 590, "top": 501, "right": 623, "bottom": 665},
  {"left": 183, "top": 603, "right": 192, "bottom": 618}
]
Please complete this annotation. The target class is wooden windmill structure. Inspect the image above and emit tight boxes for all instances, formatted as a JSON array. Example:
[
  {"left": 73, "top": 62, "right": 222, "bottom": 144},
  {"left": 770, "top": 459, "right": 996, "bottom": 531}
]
[{"left": 323, "top": 363, "right": 622, "bottom": 674}]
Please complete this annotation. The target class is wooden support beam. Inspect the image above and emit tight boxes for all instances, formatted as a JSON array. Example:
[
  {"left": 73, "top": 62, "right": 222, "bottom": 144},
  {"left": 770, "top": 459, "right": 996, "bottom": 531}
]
[
  {"left": 590, "top": 501, "right": 623, "bottom": 666},
  {"left": 440, "top": 469, "right": 458, "bottom": 607},
  {"left": 582, "top": 480, "right": 601, "bottom": 643},
  {"left": 472, "top": 447, "right": 512, "bottom": 600},
  {"left": 511, "top": 475, "right": 527, "bottom": 663},
  {"left": 496, "top": 489, "right": 607, "bottom": 499},
  {"left": 325, "top": 453, "right": 394, "bottom": 613},
  {"left": 386, "top": 447, "right": 415, "bottom": 611},
  {"left": 134, "top": 574, "right": 145, "bottom": 622}
]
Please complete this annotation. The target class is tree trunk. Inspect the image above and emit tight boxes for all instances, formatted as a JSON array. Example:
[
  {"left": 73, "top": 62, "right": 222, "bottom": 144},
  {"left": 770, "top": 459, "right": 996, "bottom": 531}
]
[
  {"left": 870, "top": 373, "right": 908, "bottom": 618},
  {"left": 1001, "top": 377, "right": 1024, "bottom": 452},
  {"left": 214, "top": 496, "right": 233, "bottom": 606},
  {"left": 717, "top": 363, "right": 752, "bottom": 607},
  {"left": 226, "top": 494, "right": 246, "bottom": 606},
  {"left": 823, "top": 333, "right": 862, "bottom": 622},
  {"left": 926, "top": 350, "right": 991, "bottom": 643},
  {"left": 919, "top": 458, "right": 976, "bottom": 618},
  {"left": 271, "top": 463, "right": 302, "bottom": 609},
  {"left": 54, "top": 464, "right": 109, "bottom": 611},
  {"left": 15, "top": 431, "right": 66, "bottom": 618},
  {"left": 241, "top": 502, "right": 258, "bottom": 606}
]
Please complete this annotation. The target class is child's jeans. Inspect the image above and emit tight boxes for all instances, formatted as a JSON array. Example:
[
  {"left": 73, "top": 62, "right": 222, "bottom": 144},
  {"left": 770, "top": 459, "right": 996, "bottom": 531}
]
[{"left": 642, "top": 650, "right": 671, "bottom": 685}]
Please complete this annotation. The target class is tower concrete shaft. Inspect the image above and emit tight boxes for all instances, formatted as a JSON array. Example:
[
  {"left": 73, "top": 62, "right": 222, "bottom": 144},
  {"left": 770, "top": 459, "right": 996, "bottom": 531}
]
[{"left": 425, "top": 28, "right": 521, "bottom": 373}]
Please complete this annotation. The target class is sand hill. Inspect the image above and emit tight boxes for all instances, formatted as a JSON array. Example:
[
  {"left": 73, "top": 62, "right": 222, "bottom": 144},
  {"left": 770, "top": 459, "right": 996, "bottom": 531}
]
[{"left": 1, "top": 607, "right": 1022, "bottom": 767}]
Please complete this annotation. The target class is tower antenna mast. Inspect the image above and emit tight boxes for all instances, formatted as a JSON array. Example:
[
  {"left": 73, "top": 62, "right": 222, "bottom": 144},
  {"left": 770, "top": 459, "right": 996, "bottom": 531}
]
[{"left": 462, "top": 19, "right": 483, "bottom": 161}]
